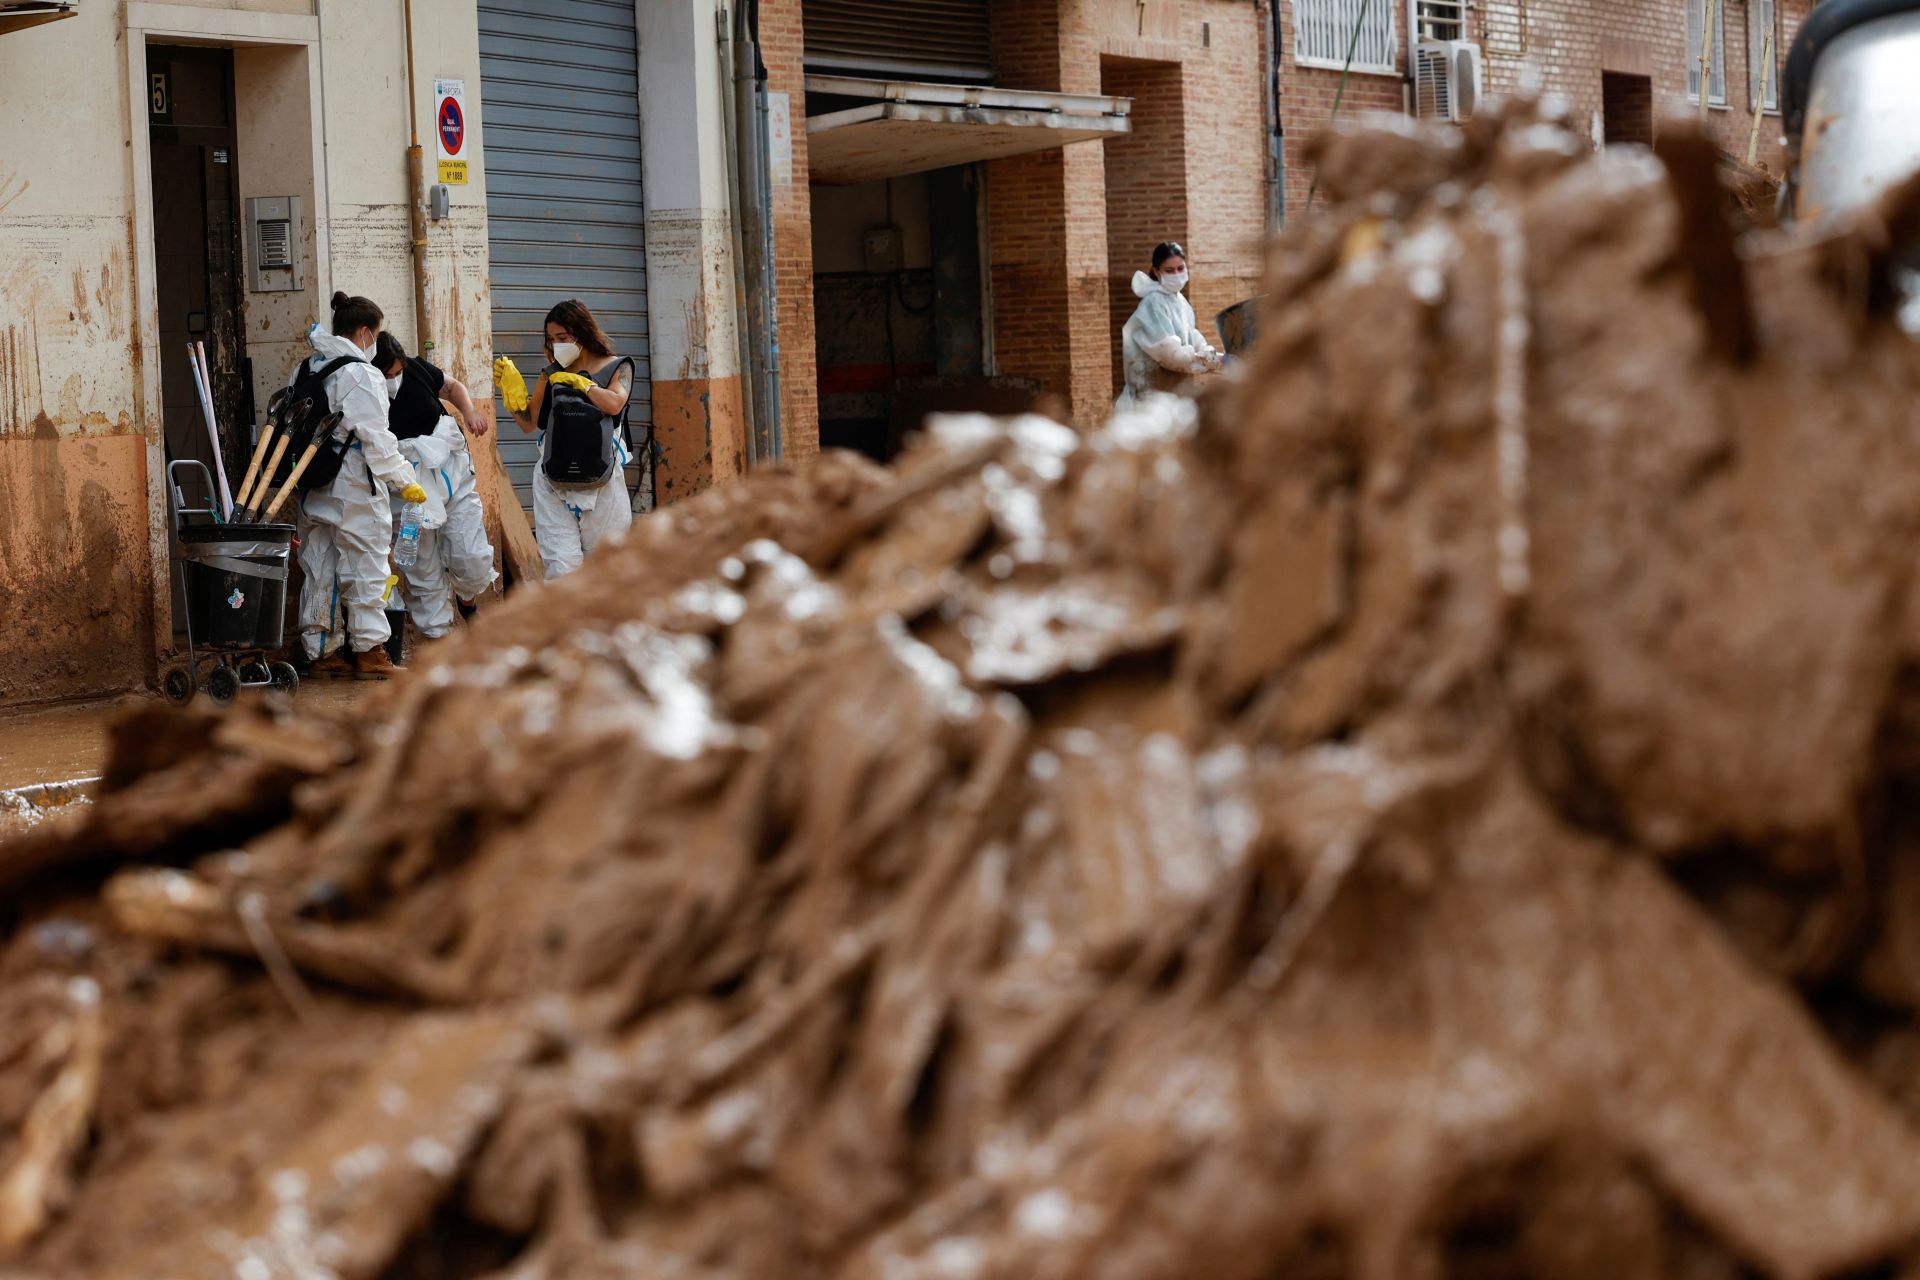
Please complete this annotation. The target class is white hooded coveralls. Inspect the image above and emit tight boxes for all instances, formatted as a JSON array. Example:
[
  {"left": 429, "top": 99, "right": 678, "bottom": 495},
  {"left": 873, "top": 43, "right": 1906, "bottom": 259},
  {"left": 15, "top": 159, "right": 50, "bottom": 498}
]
[
  {"left": 290, "top": 326, "right": 420, "bottom": 660},
  {"left": 531, "top": 359, "right": 633, "bottom": 581},
  {"left": 1116, "top": 270, "right": 1222, "bottom": 410},
  {"left": 392, "top": 412, "right": 495, "bottom": 638}
]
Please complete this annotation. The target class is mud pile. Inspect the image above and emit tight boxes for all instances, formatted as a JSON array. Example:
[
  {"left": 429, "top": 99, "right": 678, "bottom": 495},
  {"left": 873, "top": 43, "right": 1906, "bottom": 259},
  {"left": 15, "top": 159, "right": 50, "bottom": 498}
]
[{"left": 9, "top": 101, "right": 1920, "bottom": 1278}]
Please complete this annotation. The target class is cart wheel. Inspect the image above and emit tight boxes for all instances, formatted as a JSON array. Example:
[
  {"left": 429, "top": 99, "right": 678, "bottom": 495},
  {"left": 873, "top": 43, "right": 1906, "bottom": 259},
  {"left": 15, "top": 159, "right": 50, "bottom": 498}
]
[
  {"left": 237, "top": 659, "right": 272, "bottom": 686},
  {"left": 269, "top": 662, "right": 300, "bottom": 695},
  {"left": 163, "top": 668, "right": 197, "bottom": 705},
  {"left": 206, "top": 665, "right": 241, "bottom": 703}
]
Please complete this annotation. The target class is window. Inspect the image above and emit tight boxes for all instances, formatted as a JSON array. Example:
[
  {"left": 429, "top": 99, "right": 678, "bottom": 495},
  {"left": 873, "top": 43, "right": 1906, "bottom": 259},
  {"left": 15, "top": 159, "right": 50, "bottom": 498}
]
[
  {"left": 1686, "top": 0, "right": 1728, "bottom": 106},
  {"left": 1294, "top": 0, "right": 1397, "bottom": 74},
  {"left": 1749, "top": 0, "right": 1781, "bottom": 111},
  {"left": 1415, "top": 0, "right": 1465, "bottom": 42}
]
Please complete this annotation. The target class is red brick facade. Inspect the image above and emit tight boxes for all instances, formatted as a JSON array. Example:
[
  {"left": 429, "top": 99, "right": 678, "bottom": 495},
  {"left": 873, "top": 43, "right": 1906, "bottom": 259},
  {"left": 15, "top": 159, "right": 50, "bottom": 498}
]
[
  {"left": 764, "top": 0, "right": 1806, "bottom": 448},
  {"left": 762, "top": 0, "right": 822, "bottom": 460}
]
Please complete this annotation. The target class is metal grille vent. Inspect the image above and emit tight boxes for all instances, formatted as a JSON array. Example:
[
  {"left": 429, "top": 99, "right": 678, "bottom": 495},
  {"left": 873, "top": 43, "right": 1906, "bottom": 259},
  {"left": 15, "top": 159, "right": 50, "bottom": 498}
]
[
  {"left": 804, "top": 0, "right": 992, "bottom": 82},
  {"left": 258, "top": 220, "right": 292, "bottom": 269}
]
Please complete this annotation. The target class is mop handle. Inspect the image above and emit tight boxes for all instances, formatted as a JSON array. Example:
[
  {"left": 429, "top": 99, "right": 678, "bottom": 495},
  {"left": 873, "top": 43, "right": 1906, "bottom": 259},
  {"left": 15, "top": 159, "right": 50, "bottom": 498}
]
[
  {"left": 189, "top": 343, "right": 235, "bottom": 519},
  {"left": 261, "top": 435, "right": 326, "bottom": 523}
]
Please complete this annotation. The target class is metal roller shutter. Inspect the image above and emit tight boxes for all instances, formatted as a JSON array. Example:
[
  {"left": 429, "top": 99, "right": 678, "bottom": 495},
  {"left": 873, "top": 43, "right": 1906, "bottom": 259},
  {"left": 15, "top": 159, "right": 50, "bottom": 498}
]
[
  {"left": 479, "top": 0, "right": 651, "bottom": 516},
  {"left": 803, "top": 0, "right": 992, "bottom": 81}
]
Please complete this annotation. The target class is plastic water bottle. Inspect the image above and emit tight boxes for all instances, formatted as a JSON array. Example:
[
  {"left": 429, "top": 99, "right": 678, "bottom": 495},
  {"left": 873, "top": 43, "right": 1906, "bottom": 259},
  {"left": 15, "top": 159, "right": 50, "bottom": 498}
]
[{"left": 394, "top": 500, "right": 424, "bottom": 568}]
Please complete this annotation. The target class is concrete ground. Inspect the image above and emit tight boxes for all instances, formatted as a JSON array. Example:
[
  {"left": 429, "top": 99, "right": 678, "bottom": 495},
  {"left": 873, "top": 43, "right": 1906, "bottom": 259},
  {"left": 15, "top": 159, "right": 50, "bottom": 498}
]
[{"left": 0, "top": 682, "right": 371, "bottom": 793}]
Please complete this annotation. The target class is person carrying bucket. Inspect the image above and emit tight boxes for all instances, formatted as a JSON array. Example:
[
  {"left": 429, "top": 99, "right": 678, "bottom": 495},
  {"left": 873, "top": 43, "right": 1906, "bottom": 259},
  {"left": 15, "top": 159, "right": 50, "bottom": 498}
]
[{"left": 290, "top": 292, "right": 427, "bottom": 679}]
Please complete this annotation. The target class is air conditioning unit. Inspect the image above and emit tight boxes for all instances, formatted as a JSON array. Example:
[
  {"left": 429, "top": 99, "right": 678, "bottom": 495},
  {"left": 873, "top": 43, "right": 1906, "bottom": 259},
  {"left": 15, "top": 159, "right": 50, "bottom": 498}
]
[{"left": 1414, "top": 39, "right": 1484, "bottom": 122}]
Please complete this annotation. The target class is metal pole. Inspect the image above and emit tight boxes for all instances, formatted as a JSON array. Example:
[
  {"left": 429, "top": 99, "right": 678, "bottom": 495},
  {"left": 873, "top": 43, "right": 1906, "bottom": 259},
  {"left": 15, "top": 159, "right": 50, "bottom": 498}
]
[{"left": 733, "top": 0, "right": 781, "bottom": 464}]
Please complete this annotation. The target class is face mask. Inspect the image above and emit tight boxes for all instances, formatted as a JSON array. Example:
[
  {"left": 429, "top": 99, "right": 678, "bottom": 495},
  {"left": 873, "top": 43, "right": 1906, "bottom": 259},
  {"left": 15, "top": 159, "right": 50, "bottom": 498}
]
[
  {"left": 360, "top": 337, "right": 378, "bottom": 361},
  {"left": 385, "top": 373, "right": 403, "bottom": 399},
  {"left": 552, "top": 341, "right": 582, "bottom": 368},
  {"left": 1160, "top": 270, "right": 1189, "bottom": 294}
]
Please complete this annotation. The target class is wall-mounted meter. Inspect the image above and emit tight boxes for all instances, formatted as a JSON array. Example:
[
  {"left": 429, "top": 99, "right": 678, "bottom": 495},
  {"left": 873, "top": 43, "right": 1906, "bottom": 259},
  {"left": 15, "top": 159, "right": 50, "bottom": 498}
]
[{"left": 246, "top": 195, "right": 303, "bottom": 293}]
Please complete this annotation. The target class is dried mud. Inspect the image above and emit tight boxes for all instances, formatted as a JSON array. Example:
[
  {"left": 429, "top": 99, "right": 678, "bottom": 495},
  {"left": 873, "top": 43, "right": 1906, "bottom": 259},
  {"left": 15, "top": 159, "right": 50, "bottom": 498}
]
[{"left": 8, "top": 102, "right": 1920, "bottom": 1278}]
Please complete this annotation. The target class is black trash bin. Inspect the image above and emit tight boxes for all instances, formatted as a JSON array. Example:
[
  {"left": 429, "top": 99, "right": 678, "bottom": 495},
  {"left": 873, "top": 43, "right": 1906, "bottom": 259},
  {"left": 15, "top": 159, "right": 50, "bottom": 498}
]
[{"left": 178, "top": 523, "right": 295, "bottom": 649}]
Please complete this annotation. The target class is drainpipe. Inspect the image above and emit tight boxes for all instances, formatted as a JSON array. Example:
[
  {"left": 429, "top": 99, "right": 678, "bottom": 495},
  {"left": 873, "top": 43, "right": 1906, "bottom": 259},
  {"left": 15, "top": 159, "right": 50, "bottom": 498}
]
[
  {"left": 1260, "top": 0, "right": 1284, "bottom": 232},
  {"left": 733, "top": 0, "right": 783, "bottom": 463},
  {"left": 718, "top": 9, "right": 762, "bottom": 466},
  {"left": 402, "top": 0, "right": 433, "bottom": 354}
]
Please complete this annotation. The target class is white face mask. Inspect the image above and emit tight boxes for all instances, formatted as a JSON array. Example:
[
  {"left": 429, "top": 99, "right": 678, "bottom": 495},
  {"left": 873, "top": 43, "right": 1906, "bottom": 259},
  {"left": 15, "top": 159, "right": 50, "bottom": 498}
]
[
  {"left": 385, "top": 373, "right": 403, "bottom": 399},
  {"left": 1160, "top": 270, "right": 1189, "bottom": 294},
  {"left": 552, "top": 340, "right": 582, "bottom": 368},
  {"left": 358, "top": 332, "right": 379, "bottom": 361}
]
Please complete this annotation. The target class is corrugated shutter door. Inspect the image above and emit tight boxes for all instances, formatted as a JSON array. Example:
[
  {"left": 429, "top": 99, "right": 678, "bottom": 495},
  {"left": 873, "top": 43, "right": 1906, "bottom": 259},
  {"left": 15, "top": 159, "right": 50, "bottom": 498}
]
[
  {"left": 479, "top": 0, "right": 651, "bottom": 517},
  {"left": 804, "top": 0, "right": 992, "bottom": 81}
]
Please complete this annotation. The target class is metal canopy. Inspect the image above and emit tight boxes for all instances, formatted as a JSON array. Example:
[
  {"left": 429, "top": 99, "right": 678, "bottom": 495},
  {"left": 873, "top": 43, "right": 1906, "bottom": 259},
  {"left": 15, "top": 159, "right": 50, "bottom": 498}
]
[
  {"left": 0, "top": 0, "right": 76, "bottom": 34},
  {"left": 805, "top": 75, "right": 1131, "bottom": 185}
]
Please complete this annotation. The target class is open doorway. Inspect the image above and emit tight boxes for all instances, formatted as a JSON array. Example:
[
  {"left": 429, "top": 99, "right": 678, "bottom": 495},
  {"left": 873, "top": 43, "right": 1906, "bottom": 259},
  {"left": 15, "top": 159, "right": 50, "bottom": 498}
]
[
  {"left": 810, "top": 166, "right": 991, "bottom": 463},
  {"left": 147, "top": 44, "right": 251, "bottom": 631},
  {"left": 148, "top": 46, "right": 250, "bottom": 508},
  {"left": 1602, "top": 71, "right": 1654, "bottom": 148}
]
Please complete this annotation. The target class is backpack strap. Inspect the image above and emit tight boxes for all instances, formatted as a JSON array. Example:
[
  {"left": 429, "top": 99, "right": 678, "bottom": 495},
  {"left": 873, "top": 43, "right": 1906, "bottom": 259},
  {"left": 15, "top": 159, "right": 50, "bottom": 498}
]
[{"left": 294, "top": 354, "right": 364, "bottom": 396}]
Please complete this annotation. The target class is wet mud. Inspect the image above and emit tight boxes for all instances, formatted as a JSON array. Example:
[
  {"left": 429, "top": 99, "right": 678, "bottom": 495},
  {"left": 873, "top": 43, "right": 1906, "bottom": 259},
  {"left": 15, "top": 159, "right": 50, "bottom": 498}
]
[{"left": 7, "top": 101, "right": 1920, "bottom": 1277}]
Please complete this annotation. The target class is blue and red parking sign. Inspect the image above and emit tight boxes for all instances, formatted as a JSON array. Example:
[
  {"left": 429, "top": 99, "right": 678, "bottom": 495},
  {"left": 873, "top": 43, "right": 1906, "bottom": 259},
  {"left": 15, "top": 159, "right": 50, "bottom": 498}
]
[{"left": 433, "top": 79, "right": 469, "bottom": 185}]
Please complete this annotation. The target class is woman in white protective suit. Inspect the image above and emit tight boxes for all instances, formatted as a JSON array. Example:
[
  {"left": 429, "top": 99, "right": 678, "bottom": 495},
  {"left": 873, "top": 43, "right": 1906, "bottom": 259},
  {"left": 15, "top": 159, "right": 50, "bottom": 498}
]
[
  {"left": 1116, "top": 241, "right": 1224, "bottom": 410},
  {"left": 499, "top": 298, "right": 634, "bottom": 580},
  {"left": 373, "top": 332, "right": 497, "bottom": 639},
  {"left": 290, "top": 292, "right": 426, "bottom": 679}
]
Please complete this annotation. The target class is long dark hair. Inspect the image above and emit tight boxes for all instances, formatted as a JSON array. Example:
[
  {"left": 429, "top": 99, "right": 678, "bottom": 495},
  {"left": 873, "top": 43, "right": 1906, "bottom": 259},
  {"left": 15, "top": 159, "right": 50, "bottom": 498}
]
[
  {"left": 330, "top": 291, "right": 383, "bottom": 337},
  {"left": 1150, "top": 241, "right": 1186, "bottom": 278},
  {"left": 544, "top": 299, "right": 613, "bottom": 359}
]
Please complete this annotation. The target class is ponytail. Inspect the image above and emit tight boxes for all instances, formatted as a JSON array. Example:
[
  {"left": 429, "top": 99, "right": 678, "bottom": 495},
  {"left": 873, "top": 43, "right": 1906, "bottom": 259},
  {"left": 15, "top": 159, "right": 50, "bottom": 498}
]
[{"left": 329, "top": 291, "right": 384, "bottom": 338}]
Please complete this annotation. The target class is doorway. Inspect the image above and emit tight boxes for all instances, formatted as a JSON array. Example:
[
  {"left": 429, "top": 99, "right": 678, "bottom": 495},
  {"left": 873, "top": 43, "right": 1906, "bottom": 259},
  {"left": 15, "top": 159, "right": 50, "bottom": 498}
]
[
  {"left": 148, "top": 44, "right": 251, "bottom": 633},
  {"left": 148, "top": 45, "right": 251, "bottom": 512},
  {"left": 1602, "top": 71, "right": 1654, "bottom": 148}
]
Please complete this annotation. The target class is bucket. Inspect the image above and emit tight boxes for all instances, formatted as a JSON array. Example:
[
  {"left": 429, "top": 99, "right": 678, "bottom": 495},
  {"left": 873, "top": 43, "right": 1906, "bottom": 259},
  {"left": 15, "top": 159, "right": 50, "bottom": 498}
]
[{"left": 178, "top": 523, "right": 294, "bottom": 649}]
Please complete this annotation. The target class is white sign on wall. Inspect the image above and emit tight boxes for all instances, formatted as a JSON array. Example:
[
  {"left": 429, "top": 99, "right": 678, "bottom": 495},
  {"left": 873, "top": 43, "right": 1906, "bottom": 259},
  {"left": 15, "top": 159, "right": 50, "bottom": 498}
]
[
  {"left": 767, "top": 91, "right": 792, "bottom": 187},
  {"left": 434, "top": 78, "right": 469, "bottom": 185}
]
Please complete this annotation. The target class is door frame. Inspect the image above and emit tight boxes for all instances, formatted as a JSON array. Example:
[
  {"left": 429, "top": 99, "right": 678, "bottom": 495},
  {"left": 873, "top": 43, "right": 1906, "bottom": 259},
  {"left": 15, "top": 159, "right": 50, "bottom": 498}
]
[{"left": 122, "top": 3, "right": 326, "bottom": 664}]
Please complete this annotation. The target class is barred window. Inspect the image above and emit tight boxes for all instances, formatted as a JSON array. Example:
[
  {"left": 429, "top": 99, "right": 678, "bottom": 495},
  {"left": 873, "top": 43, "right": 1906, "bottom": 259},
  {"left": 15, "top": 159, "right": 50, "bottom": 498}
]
[
  {"left": 1686, "top": 0, "right": 1728, "bottom": 106},
  {"left": 1749, "top": 0, "right": 1780, "bottom": 111},
  {"left": 1415, "top": 0, "right": 1466, "bottom": 43},
  {"left": 1294, "top": 0, "right": 1397, "bottom": 74}
]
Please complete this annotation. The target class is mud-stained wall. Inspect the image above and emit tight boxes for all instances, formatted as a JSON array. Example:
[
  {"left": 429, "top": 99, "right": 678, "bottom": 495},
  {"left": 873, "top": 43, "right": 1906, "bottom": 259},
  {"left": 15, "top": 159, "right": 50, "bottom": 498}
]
[
  {"left": 0, "top": 0, "right": 494, "bottom": 709},
  {"left": 0, "top": 1, "right": 151, "bottom": 704},
  {"left": 0, "top": 435, "right": 150, "bottom": 704}
]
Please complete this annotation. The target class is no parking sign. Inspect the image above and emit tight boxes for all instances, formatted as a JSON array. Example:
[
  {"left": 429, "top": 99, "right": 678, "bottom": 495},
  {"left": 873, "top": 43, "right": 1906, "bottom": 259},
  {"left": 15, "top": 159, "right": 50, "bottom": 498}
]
[{"left": 434, "top": 79, "right": 468, "bottom": 185}]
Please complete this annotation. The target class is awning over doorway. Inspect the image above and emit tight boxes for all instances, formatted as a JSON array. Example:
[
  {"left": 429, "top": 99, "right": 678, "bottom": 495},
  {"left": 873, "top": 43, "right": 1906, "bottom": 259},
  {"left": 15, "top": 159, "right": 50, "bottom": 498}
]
[
  {"left": 0, "top": 0, "right": 75, "bottom": 34},
  {"left": 805, "top": 75, "right": 1131, "bottom": 185}
]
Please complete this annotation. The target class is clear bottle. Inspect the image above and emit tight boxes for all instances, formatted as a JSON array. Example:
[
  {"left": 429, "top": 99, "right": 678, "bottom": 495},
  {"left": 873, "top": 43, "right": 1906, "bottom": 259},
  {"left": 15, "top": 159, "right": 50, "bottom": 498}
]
[{"left": 394, "top": 499, "right": 424, "bottom": 568}]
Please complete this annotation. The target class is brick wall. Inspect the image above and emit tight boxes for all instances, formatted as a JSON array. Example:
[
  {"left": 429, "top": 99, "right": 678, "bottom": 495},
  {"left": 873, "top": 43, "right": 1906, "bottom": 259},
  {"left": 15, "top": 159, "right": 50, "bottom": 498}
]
[
  {"left": 766, "top": 0, "right": 1274, "bottom": 433},
  {"left": 1102, "top": 57, "right": 1188, "bottom": 396},
  {"left": 762, "top": 0, "right": 821, "bottom": 460},
  {"left": 1475, "top": 0, "right": 1808, "bottom": 170},
  {"left": 1276, "top": 0, "right": 1411, "bottom": 218}
]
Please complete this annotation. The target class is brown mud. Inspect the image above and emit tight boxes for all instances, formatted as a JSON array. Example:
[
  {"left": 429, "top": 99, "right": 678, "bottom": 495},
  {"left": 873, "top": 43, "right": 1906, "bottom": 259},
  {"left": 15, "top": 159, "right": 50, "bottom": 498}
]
[{"left": 7, "top": 101, "right": 1920, "bottom": 1278}]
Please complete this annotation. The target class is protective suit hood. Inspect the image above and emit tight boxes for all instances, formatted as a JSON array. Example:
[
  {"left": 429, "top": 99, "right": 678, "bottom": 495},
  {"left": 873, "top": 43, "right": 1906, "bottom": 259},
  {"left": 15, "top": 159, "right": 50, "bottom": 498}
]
[
  {"left": 1132, "top": 270, "right": 1159, "bottom": 299},
  {"left": 306, "top": 324, "right": 369, "bottom": 363}
]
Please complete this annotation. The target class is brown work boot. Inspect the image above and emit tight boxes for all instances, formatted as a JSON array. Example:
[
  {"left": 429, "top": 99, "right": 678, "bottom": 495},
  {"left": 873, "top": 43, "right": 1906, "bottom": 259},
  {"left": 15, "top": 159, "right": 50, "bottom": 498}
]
[
  {"left": 306, "top": 649, "right": 355, "bottom": 678},
  {"left": 353, "top": 648, "right": 403, "bottom": 680}
]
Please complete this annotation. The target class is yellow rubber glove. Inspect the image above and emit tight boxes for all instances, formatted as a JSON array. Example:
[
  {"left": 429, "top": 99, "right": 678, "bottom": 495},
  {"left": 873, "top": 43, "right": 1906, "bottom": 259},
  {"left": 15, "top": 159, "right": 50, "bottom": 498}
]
[
  {"left": 400, "top": 483, "right": 428, "bottom": 504},
  {"left": 549, "top": 370, "right": 594, "bottom": 393},
  {"left": 493, "top": 355, "right": 528, "bottom": 413}
]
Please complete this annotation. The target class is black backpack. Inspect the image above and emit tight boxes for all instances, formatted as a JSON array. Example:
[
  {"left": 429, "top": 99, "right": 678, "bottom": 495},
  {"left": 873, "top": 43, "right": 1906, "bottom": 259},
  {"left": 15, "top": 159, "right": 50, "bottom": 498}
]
[
  {"left": 541, "top": 357, "right": 634, "bottom": 489},
  {"left": 284, "top": 355, "right": 362, "bottom": 493}
]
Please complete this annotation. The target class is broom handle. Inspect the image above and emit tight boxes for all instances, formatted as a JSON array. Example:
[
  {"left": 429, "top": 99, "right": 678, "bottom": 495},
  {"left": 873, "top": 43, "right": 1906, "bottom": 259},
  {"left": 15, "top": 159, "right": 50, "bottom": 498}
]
[
  {"left": 246, "top": 433, "right": 297, "bottom": 521},
  {"left": 261, "top": 438, "right": 323, "bottom": 523},
  {"left": 232, "top": 425, "right": 277, "bottom": 513}
]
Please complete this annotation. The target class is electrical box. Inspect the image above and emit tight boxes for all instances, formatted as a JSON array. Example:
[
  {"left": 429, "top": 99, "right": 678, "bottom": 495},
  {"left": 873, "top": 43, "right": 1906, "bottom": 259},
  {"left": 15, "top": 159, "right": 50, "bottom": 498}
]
[
  {"left": 429, "top": 184, "right": 450, "bottom": 221},
  {"left": 862, "top": 225, "right": 901, "bottom": 274},
  {"left": 246, "top": 196, "right": 303, "bottom": 294}
]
